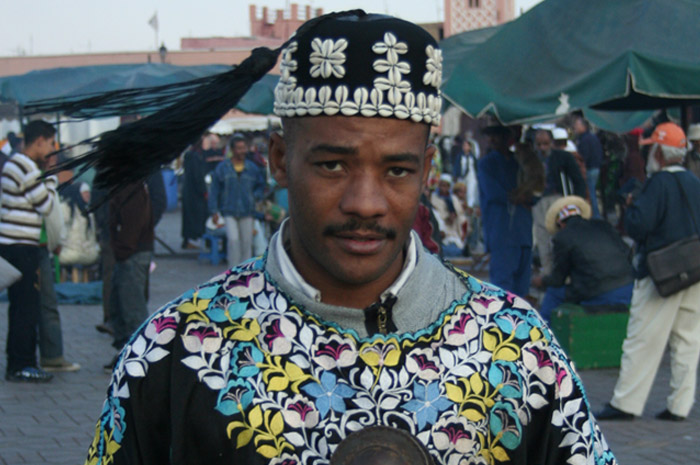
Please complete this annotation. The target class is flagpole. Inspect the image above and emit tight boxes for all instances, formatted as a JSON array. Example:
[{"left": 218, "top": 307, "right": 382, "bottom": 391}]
[{"left": 148, "top": 11, "right": 159, "bottom": 50}]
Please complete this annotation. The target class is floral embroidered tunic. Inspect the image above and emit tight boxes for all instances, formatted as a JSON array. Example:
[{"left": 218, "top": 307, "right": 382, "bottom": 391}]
[{"left": 86, "top": 253, "right": 616, "bottom": 465}]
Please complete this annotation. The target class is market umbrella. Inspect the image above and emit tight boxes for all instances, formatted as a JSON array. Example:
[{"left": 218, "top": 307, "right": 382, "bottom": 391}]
[
  {"left": 0, "top": 63, "right": 279, "bottom": 117},
  {"left": 441, "top": 0, "right": 700, "bottom": 129}
]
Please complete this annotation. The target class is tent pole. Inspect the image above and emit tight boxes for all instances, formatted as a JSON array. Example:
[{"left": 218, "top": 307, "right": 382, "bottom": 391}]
[
  {"left": 18, "top": 105, "right": 25, "bottom": 133},
  {"left": 55, "top": 112, "right": 61, "bottom": 145},
  {"left": 681, "top": 104, "right": 689, "bottom": 131}
]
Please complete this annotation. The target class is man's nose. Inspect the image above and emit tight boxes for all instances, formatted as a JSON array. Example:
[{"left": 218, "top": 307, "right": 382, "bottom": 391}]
[{"left": 339, "top": 172, "right": 389, "bottom": 218}]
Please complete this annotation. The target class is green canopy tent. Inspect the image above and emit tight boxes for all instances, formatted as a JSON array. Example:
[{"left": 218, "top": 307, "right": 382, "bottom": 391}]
[
  {"left": 441, "top": 0, "right": 700, "bottom": 132},
  {"left": 0, "top": 63, "right": 279, "bottom": 117}
]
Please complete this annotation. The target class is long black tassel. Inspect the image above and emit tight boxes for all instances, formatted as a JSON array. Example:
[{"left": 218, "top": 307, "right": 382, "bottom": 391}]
[
  {"left": 42, "top": 10, "right": 366, "bottom": 198},
  {"left": 44, "top": 46, "right": 280, "bottom": 195}
]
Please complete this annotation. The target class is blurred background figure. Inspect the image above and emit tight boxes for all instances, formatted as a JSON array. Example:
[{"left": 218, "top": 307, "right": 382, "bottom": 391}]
[
  {"left": 208, "top": 133, "right": 266, "bottom": 266},
  {"left": 181, "top": 135, "right": 211, "bottom": 249},
  {"left": 685, "top": 123, "right": 700, "bottom": 179},
  {"left": 574, "top": 117, "right": 604, "bottom": 218},
  {"left": 531, "top": 128, "right": 586, "bottom": 275},
  {"left": 532, "top": 196, "right": 633, "bottom": 322},
  {"left": 104, "top": 180, "right": 154, "bottom": 371},
  {"left": 431, "top": 174, "right": 466, "bottom": 257},
  {"left": 478, "top": 126, "right": 533, "bottom": 297}
]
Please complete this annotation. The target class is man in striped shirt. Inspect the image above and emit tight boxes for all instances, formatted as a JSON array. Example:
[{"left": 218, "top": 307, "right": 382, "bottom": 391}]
[{"left": 0, "top": 120, "right": 58, "bottom": 382}]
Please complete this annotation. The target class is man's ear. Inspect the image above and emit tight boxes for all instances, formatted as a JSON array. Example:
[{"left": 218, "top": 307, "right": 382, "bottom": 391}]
[
  {"left": 268, "top": 131, "right": 289, "bottom": 188},
  {"left": 421, "top": 144, "right": 436, "bottom": 187}
]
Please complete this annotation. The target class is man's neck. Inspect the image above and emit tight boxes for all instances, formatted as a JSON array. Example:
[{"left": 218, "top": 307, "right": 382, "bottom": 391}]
[{"left": 22, "top": 148, "right": 41, "bottom": 165}]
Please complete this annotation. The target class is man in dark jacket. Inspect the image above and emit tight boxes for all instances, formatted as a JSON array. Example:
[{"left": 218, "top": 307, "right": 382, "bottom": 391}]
[
  {"left": 599, "top": 122, "right": 700, "bottom": 422},
  {"left": 532, "top": 129, "right": 587, "bottom": 274},
  {"left": 532, "top": 195, "right": 633, "bottom": 322},
  {"left": 181, "top": 137, "right": 210, "bottom": 248},
  {"left": 107, "top": 181, "right": 154, "bottom": 368}
]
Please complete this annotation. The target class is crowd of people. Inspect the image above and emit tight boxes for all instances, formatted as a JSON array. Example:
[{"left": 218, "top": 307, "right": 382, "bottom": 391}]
[{"left": 2, "top": 10, "right": 700, "bottom": 464}]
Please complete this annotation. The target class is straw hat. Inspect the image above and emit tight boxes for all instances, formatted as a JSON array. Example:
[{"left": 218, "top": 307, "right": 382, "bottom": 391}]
[
  {"left": 545, "top": 195, "right": 591, "bottom": 234},
  {"left": 687, "top": 123, "right": 700, "bottom": 141}
]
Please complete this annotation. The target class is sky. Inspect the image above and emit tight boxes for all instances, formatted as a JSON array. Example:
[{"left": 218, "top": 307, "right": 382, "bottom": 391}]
[{"left": 2, "top": 0, "right": 543, "bottom": 57}]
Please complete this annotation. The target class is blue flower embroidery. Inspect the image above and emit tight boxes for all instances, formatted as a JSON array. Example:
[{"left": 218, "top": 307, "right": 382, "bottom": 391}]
[
  {"left": 402, "top": 381, "right": 452, "bottom": 429},
  {"left": 196, "top": 284, "right": 220, "bottom": 300},
  {"left": 102, "top": 397, "right": 127, "bottom": 443},
  {"left": 206, "top": 294, "right": 248, "bottom": 323},
  {"left": 230, "top": 342, "right": 264, "bottom": 378},
  {"left": 216, "top": 378, "right": 254, "bottom": 416},
  {"left": 488, "top": 360, "right": 524, "bottom": 399},
  {"left": 301, "top": 371, "right": 356, "bottom": 419},
  {"left": 494, "top": 308, "right": 532, "bottom": 340},
  {"left": 489, "top": 401, "right": 522, "bottom": 449}
]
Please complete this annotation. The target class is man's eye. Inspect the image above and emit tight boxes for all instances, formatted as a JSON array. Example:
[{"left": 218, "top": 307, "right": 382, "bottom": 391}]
[
  {"left": 318, "top": 161, "right": 342, "bottom": 172},
  {"left": 388, "top": 167, "right": 411, "bottom": 178}
]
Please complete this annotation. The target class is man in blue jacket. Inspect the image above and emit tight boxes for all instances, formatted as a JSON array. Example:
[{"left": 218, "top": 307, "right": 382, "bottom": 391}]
[
  {"left": 209, "top": 134, "right": 266, "bottom": 266},
  {"left": 598, "top": 122, "right": 700, "bottom": 422},
  {"left": 477, "top": 126, "right": 533, "bottom": 297}
]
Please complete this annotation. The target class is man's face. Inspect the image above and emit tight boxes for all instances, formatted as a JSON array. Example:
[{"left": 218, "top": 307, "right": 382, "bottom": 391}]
[
  {"left": 438, "top": 180, "right": 451, "bottom": 196},
  {"left": 29, "top": 135, "right": 56, "bottom": 164},
  {"left": 453, "top": 186, "right": 466, "bottom": 201},
  {"left": 232, "top": 140, "right": 247, "bottom": 160},
  {"left": 462, "top": 140, "right": 471, "bottom": 154},
  {"left": 269, "top": 116, "right": 434, "bottom": 292},
  {"left": 535, "top": 132, "right": 552, "bottom": 156},
  {"left": 646, "top": 144, "right": 663, "bottom": 174},
  {"left": 487, "top": 133, "right": 510, "bottom": 153},
  {"left": 573, "top": 119, "right": 586, "bottom": 135}
]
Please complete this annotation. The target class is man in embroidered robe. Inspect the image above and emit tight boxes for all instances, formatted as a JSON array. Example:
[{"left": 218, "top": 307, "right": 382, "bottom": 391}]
[{"left": 86, "top": 11, "right": 617, "bottom": 465}]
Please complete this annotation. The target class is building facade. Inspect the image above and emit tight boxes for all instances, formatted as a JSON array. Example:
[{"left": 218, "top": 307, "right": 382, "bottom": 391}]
[{"left": 444, "top": 0, "right": 515, "bottom": 36}]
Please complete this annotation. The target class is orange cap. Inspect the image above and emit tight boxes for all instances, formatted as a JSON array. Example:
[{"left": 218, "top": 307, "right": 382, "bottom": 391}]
[{"left": 639, "top": 122, "right": 687, "bottom": 148}]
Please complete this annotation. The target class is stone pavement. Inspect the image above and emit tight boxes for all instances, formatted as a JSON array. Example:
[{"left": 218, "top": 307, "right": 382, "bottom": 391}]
[{"left": 1, "top": 209, "right": 698, "bottom": 465}]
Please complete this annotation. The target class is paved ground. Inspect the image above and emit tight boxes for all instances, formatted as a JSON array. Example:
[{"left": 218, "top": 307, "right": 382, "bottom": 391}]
[{"left": 1, "top": 209, "right": 698, "bottom": 464}]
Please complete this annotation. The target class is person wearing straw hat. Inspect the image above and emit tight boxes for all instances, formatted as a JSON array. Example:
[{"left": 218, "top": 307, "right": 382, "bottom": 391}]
[
  {"left": 532, "top": 195, "right": 633, "bottom": 322},
  {"left": 598, "top": 122, "right": 700, "bottom": 422},
  {"left": 75, "top": 12, "right": 615, "bottom": 465}
]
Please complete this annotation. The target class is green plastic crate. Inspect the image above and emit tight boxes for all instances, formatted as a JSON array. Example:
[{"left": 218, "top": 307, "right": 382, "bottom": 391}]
[{"left": 550, "top": 303, "right": 629, "bottom": 369}]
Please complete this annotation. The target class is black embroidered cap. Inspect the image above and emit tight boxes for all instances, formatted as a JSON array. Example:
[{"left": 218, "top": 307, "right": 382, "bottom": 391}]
[{"left": 275, "top": 13, "right": 442, "bottom": 125}]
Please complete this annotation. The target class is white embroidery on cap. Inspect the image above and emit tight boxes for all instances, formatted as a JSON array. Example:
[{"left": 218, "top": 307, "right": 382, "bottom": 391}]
[
  {"left": 309, "top": 38, "right": 348, "bottom": 79},
  {"left": 272, "top": 34, "right": 442, "bottom": 125},
  {"left": 372, "top": 32, "right": 411, "bottom": 107},
  {"left": 423, "top": 44, "right": 443, "bottom": 89}
]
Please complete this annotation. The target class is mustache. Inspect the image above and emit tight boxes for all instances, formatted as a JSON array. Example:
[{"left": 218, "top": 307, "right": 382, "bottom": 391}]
[{"left": 323, "top": 218, "right": 397, "bottom": 240}]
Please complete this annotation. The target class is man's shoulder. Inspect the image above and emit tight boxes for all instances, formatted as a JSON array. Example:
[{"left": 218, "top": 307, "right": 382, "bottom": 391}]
[
  {"left": 550, "top": 148, "right": 574, "bottom": 160},
  {"left": 6, "top": 153, "right": 39, "bottom": 176},
  {"left": 478, "top": 150, "right": 504, "bottom": 168},
  {"left": 146, "top": 259, "right": 268, "bottom": 328}
]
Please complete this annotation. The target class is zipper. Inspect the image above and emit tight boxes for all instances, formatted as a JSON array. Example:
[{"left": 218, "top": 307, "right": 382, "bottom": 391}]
[{"left": 377, "top": 305, "right": 388, "bottom": 335}]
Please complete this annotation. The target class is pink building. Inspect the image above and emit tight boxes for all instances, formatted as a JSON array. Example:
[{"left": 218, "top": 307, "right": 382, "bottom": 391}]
[
  {"left": 444, "top": 0, "right": 515, "bottom": 37},
  {"left": 249, "top": 4, "right": 323, "bottom": 40}
]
